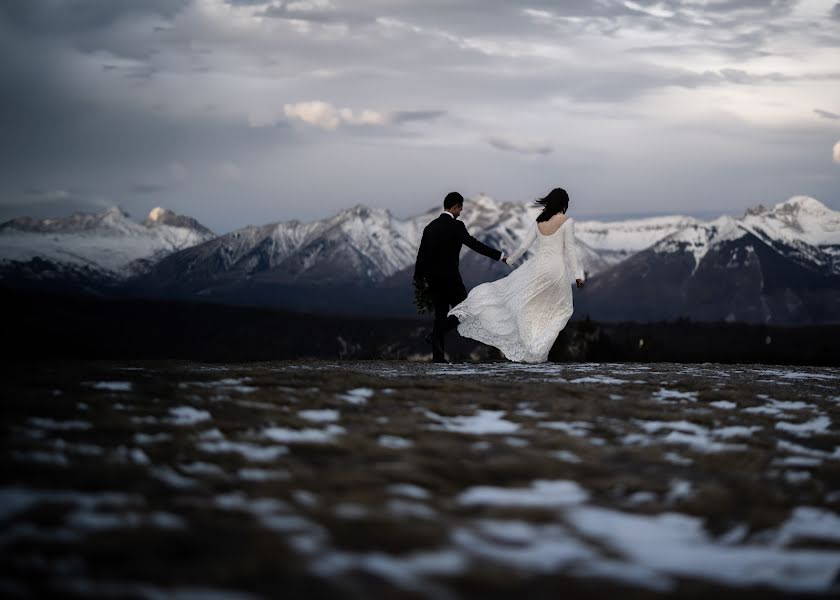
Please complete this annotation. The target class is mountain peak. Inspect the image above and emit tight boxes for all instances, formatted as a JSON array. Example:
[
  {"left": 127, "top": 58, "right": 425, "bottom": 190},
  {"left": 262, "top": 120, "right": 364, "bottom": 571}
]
[
  {"left": 147, "top": 207, "right": 173, "bottom": 222},
  {"left": 336, "top": 204, "right": 392, "bottom": 222},
  {"left": 469, "top": 194, "right": 502, "bottom": 210},
  {"left": 143, "top": 207, "right": 214, "bottom": 236},
  {"left": 105, "top": 206, "right": 129, "bottom": 217},
  {"left": 772, "top": 196, "right": 829, "bottom": 215}
]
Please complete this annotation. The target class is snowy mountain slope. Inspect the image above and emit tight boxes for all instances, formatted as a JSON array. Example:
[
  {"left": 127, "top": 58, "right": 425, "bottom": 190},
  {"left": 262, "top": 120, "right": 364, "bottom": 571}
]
[
  {"left": 4, "top": 194, "right": 839, "bottom": 322},
  {"left": 145, "top": 204, "right": 424, "bottom": 288},
  {"left": 738, "top": 197, "right": 840, "bottom": 275},
  {"left": 580, "top": 197, "right": 840, "bottom": 323},
  {"left": 651, "top": 197, "right": 840, "bottom": 276},
  {"left": 397, "top": 195, "right": 690, "bottom": 277},
  {"left": 0, "top": 207, "right": 215, "bottom": 280},
  {"left": 577, "top": 215, "right": 700, "bottom": 267}
]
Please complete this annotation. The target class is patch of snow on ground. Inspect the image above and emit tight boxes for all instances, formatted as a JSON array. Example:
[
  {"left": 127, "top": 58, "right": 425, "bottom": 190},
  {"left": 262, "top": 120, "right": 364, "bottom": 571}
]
[
  {"left": 89, "top": 381, "right": 133, "bottom": 392},
  {"left": 298, "top": 409, "right": 340, "bottom": 423},
  {"left": 754, "top": 369, "right": 839, "bottom": 381},
  {"left": 150, "top": 467, "right": 198, "bottom": 489},
  {"left": 746, "top": 396, "right": 817, "bottom": 416},
  {"left": 773, "top": 506, "right": 840, "bottom": 547},
  {"left": 664, "top": 452, "right": 693, "bottom": 466},
  {"left": 651, "top": 388, "right": 699, "bottom": 402},
  {"left": 0, "top": 487, "right": 141, "bottom": 521},
  {"left": 168, "top": 406, "right": 212, "bottom": 426},
  {"left": 340, "top": 388, "right": 374, "bottom": 405},
  {"left": 568, "top": 376, "right": 630, "bottom": 385},
  {"left": 426, "top": 410, "right": 520, "bottom": 435},
  {"left": 666, "top": 480, "right": 693, "bottom": 503},
  {"left": 134, "top": 433, "right": 171, "bottom": 444},
  {"left": 714, "top": 426, "right": 762, "bottom": 439},
  {"left": 568, "top": 505, "right": 840, "bottom": 592},
  {"left": 552, "top": 451, "right": 582, "bottom": 463},
  {"left": 263, "top": 425, "right": 345, "bottom": 444},
  {"left": 631, "top": 420, "right": 748, "bottom": 453},
  {"left": 710, "top": 401, "right": 736, "bottom": 410},
  {"left": 378, "top": 435, "right": 414, "bottom": 449},
  {"left": 776, "top": 416, "right": 832, "bottom": 437},
  {"left": 539, "top": 421, "right": 590, "bottom": 436},
  {"left": 311, "top": 548, "right": 467, "bottom": 590},
  {"left": 65, "top": 510, "right": 185, "bottom": 531},
  {"left": 457, "top": 480, "right": 589, "bottom": 507},
  {"left": 777, "top": 440, "right": 840, "bottom": 461},
  {"left": 238, "top": 468, "right": 289, "bottom": 482},
  {"left": 460, "top": 519, "right": 595, "bottom": 567},
  {"left": 197, "top": 440, "right": 288, "bottom": 462},
  {"left": 784, "top": 471, "right": 812, "bottom": 484}
]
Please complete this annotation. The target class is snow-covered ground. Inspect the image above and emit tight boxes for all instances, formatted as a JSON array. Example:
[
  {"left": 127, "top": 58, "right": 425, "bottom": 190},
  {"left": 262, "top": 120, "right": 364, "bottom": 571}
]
[{"left": 2, "top": 360, "right": 839, "bottom": 598}]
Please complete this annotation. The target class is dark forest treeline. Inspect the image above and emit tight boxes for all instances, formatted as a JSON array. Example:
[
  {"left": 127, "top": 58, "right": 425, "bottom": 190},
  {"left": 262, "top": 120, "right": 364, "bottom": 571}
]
[{"left": 2, "top": 287, "right": 838, "bottom": 365}]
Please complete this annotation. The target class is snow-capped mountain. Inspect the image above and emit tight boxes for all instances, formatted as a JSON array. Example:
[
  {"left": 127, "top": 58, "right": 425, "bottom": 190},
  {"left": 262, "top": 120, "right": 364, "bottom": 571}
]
[
  {"left": 580, "top": 197, "right": 840, "bottom": 324},
  {"left": 137, "top": 194, "right": 696, "bottom": 299},
  {"left": 3, "top": 194, "right": 838, "bottom": 323},
  {"left": 0, "top": 206, "right": 215, "bottom": 282},
  {"left": 652, "top": 197, "right": 840, "bottom": 276}
]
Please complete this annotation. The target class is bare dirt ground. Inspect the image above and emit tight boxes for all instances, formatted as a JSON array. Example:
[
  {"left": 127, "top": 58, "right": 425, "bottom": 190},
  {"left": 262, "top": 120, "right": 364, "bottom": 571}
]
[{"left": 2, "top": 360, "right": 840, "bottom": 599}]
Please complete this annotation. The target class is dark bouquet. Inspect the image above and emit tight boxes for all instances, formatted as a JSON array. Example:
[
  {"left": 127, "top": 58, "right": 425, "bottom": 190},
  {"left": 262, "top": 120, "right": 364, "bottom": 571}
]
[{"left": 413, "top": 277, "right": 435, "bottom": 315}]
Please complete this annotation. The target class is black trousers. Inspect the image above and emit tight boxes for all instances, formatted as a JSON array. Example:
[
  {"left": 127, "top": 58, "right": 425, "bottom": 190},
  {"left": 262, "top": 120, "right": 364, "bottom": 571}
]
[{"left": 431, "top": 279, "right": 467, "bottom": 357}]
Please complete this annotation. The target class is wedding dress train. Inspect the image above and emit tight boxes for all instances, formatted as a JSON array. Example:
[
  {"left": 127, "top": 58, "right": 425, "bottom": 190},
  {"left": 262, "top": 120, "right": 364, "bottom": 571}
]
[{"left": 448, "top": 218, "right": 584, "bottom": 363}]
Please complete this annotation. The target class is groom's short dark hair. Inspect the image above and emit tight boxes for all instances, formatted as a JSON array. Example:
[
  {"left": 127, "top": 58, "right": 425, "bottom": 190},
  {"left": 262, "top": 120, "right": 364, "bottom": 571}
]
[{"left": 443, "top": 192, "right": 464, "bottom": 209}]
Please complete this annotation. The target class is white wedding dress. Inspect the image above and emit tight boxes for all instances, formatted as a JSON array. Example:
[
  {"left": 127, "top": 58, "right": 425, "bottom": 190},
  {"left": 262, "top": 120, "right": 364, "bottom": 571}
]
[{"left": 448, "top": 218, "right": 584, "bottom": 363}]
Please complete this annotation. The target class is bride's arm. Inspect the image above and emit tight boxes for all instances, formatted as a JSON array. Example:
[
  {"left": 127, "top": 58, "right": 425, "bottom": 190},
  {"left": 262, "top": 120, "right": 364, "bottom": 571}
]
[
  {"left": 506, "top": 225, "right": 537, "bottom": 264},
  {"left": 565, "top": 219, "right": 585, "bottom": 281}
]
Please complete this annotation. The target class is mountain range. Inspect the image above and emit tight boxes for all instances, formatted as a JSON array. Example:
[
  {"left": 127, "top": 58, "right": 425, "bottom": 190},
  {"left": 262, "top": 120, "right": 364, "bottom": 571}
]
[{"left": 2, "top": 196, "right": 838, "bottom": 324}]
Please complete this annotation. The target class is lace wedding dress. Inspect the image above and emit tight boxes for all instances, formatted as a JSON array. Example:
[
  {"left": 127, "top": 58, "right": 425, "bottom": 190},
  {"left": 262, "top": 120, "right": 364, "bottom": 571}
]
[{"left": 448, "top": 218, "right": 584, "bottom": 363}]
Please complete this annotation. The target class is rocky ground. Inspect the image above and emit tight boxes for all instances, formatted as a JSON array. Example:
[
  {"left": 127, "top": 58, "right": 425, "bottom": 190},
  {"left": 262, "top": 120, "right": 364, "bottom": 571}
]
[{"left": 2, "top": 360, "right": 840, "bottom": 599}]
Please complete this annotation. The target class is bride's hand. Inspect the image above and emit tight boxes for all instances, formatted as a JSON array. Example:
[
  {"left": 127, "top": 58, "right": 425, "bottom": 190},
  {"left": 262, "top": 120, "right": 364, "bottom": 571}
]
[{"left": 576, "top": 279, "right": 584, "bottom": 289}]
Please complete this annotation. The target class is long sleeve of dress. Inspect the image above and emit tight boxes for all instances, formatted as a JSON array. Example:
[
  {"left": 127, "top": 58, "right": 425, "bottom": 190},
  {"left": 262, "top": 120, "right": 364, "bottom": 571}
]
[
  {"left": 564, "top": 219, "right": 585, "bottom": 281},
  {"left": 507, "top": 225, "right": 537, "bottom": 264}
]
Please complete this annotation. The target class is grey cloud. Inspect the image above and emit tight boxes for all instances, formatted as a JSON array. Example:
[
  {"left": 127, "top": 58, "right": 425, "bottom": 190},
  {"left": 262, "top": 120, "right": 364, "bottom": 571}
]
[
  {"left": 393, "top": 110, "right": 446, "bottom": 123},
  {"left": 259, "top": 2, "right": 372, "bottom": 25},
  {"left": 833, "top": 3, "right": 840, "bottom": 20},
  {"left": 487, "top": 136, "right": 553, "bottom": 156},
  {"left": 815, "top": 109, "right": 840, "bottom": 120},
  {"left": 0, "top": 0, "right": 187, "bottom": 34},
  {"left": 131, "top": 182, "right": 170, "bottom": 195},
  {"left": 1, "top": 0, "right": 837, "bottom": 231}
]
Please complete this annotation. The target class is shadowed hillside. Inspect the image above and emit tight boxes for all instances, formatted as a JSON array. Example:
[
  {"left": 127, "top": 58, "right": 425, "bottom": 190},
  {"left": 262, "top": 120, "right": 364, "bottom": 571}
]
[{"left": 3, "top": 288, "right": 838, "bottom": 365}]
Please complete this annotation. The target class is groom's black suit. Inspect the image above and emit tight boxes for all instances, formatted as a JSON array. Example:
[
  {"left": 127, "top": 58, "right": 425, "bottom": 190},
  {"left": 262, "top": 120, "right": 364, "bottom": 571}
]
[{"left": 414, "top": 212, "right": 502, "bottom": 361}]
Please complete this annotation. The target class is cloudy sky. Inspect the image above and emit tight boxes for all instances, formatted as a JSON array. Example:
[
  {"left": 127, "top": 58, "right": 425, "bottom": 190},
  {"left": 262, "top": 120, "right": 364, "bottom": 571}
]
[{"left": 1, "top": 0, "right": 839, "bottom": 233}]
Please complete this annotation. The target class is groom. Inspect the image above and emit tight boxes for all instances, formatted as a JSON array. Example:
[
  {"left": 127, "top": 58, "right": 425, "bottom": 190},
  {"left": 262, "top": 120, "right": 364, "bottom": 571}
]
[{"left": 413, "top": 192, "right": 506, "bottom": 363}]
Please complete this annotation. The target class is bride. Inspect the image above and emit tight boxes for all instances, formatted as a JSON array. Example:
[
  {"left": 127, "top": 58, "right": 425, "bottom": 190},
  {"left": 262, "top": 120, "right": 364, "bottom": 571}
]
[{"left": 448, "top": 187, "right": 585, "bottom": 363}]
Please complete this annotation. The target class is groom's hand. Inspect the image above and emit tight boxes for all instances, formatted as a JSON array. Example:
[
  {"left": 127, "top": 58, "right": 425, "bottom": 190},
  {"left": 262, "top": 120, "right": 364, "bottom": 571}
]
[{"left": 576, "top": 279, "right": 585, "bottom": 289}]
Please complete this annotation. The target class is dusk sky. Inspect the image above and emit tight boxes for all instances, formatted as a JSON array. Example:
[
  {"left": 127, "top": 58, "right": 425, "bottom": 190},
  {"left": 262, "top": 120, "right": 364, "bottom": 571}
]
[{"left": 1, "top": 0, "right": 839, "bottom": 234}]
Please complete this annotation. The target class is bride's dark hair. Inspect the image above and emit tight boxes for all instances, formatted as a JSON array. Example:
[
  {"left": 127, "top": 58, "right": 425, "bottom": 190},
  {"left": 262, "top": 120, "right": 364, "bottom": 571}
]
[{"left": 535, "top": 187, "right": 569, "bottom": 222}]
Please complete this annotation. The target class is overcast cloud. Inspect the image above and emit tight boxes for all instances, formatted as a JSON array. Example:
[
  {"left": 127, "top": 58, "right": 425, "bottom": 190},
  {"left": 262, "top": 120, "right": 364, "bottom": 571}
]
[{"left": 1, "top": 0, "right": 838, "bottom": 232}]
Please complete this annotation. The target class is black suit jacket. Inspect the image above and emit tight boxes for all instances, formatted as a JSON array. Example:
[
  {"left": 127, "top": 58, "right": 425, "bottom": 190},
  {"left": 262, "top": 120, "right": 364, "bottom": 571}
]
[{"left": 413, "top": 213, "right": 502, "bottom": 288}]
